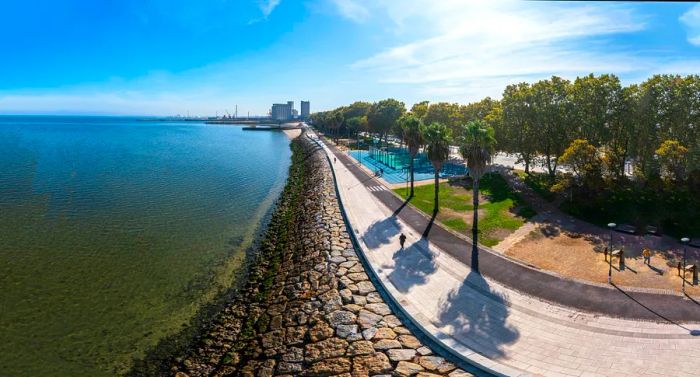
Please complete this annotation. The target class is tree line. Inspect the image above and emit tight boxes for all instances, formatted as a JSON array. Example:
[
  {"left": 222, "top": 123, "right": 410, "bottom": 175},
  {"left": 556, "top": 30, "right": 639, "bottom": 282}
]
[{"left": 311, "top": 74, "right": 700, "bottom": 184}]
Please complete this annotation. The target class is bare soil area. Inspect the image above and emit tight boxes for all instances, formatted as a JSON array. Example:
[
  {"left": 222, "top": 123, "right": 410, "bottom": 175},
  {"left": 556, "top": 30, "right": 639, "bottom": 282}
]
[{"left": 507, "top": 225, "right": 700, "bottom": 296}]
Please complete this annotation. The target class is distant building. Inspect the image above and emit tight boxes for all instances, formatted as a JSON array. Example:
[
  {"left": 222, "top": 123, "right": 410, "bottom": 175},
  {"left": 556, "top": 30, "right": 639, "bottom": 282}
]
[
  {"left": 271, "top": 103, "right": 292, "bottom": 121},
  {"left": 287, "top": 101, "right": 294, "bottom": 113},
  {"left": 300, "top": 101, "right": 310, "bottom": 120}
]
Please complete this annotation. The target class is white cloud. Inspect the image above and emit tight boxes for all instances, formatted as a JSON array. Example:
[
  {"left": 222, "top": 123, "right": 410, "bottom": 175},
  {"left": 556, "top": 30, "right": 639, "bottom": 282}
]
[
  {"left": 330, "top": 0, "right": 370, "bottom": 22},
  {"left": 347, "top": 0, "right": 654, "bottom": 102},
  {"left": 260, "top": 0, "right": 281, "bottom": 18},
  {"left": 680, "top": 4, "right": 700, "bottom": 46}
]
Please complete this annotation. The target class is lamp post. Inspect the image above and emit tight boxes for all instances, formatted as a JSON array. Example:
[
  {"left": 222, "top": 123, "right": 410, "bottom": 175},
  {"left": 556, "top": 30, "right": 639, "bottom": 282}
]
[
  {"left": 681, "top": 237, "right": 690, "bottom": 295},
  {"left": 608, "top": 222, "right": 616, "bottom": 284}
]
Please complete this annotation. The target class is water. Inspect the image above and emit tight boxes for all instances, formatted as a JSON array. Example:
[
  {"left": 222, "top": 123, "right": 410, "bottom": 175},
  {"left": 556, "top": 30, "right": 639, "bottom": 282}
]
[{"left": 0, "top": 116, "right": 292, "bottom": 376}]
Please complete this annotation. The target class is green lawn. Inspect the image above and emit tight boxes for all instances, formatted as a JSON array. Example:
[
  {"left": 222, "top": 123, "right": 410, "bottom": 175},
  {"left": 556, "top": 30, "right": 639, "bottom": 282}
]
[{"left": 394, "top": 173, "right": 535, "bottom": 246}]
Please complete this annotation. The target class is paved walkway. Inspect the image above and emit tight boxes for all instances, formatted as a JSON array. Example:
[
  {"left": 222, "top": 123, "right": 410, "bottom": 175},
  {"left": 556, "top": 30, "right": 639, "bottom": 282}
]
[{"left": 310, "top": 132, "right": 700, "bottom": 377}]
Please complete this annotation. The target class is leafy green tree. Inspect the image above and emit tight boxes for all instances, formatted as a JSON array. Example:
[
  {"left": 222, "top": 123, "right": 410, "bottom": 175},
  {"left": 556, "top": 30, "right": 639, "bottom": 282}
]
[
  {"left": 329, "top": 111, "right": 344, "bottom": 142},
  {"left": 498, "top": 83, "right": 538, "bottom": 174},
  {"left": 570, "top": 74, "right": 632, "bottom": 180},
  {"left": 367, "top": 98, "right": 406, "bottom": 146},
  {"left": 346, "top": 116, "right": 368, "bottom": 148},
  {"left": 424, "top": 102, "right": 462, "bottom": 137},
  {"left": 656, "top": 140, "right": 688, "bottom": 182},
  {"left": 633, "top": 75, "right": 696, "bottom": 178},
  {"left": 423, "top": 122, "right": 452, "bottom": 213},
  {"left": 399, "top": 115, "right": 424, "bottom": 197},
  {"left": 459, "top": 120, "right": 496, "bottom": 272},
  {"left": 343, "top": 101, "right": 373, "bottom": 119},
  {"left": 410, "top": 101, "right": 430, "bottom": 120},
  {"left": 460, "top": 97, "right": 499, "bottom": 124},
  {"left": 559, "top": 139, "right": 601, "bottom": 184},
  {"left": 532, "top": 76, "right": 573, "bottom": 178}
]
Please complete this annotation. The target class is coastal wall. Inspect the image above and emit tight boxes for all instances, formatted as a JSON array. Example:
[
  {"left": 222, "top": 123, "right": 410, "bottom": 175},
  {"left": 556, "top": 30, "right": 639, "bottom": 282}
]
[{"left": 167, "top": 132, "right": 476, "bottom": 377}]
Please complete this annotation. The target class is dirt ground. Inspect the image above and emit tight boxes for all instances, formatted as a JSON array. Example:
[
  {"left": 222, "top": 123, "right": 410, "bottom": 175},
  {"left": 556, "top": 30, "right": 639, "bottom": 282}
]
[{"left": 506, "top": 224, "right": 700, "bottom": 296}]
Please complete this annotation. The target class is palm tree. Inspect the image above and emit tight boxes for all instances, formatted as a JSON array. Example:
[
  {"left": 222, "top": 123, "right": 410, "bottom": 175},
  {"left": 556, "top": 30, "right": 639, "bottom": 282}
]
[
  {"left": 459, "top": 120, "right": 496, "bottom": 272},
  {"left": 399, "top": 114, "right": 424, "bottom": 198},
  {"left": 331, "top": 112, "right": 344, "bottom": 142},
  {"left": 423, "top": 122, "right": 452, "bottom": 213}
]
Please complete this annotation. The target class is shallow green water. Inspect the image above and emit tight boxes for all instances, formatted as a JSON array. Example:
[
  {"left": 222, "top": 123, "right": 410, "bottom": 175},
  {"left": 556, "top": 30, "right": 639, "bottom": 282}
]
[{"left": 0, "top": 116, "right": 291, "bottom": 376}]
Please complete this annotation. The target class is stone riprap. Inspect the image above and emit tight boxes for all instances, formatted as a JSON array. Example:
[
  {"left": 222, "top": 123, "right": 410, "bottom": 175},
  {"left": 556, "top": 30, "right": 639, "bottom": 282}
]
[{"left": 170, "top": 132, "right": 475, "bottom": 376}]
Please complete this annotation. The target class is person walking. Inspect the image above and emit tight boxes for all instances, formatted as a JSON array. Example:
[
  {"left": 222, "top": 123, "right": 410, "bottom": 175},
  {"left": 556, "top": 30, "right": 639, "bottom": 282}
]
[
  {"left": 642, "top": 248, "right": 651, "bottom": 265},
  {"left": 399, "top": 233, "right": 407, "bottom": 249}
]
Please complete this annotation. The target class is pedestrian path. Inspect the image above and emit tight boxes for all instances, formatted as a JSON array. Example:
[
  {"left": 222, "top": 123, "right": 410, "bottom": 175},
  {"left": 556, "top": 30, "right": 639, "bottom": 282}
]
[{"left": 310, "top": 132, "right": 700, "bottom": 377}]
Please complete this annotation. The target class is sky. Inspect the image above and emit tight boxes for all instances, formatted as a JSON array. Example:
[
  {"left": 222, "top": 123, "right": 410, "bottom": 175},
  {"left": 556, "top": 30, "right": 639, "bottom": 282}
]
[{"left": 1, "top": 0, "right": 699, "bottom": 116}]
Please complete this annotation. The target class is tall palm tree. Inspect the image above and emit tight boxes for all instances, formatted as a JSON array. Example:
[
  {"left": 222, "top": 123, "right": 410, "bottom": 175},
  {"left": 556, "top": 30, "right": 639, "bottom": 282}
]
[
  {"left": 459, "top": 120, "right": 496, "bottom": 272},
  {"left": 332, "top": 112, "right": 344, "bottom": 142},
  {"left": 399, "top": 114, "right": 424, "bottom": 198},
  {"left": 423, "top": 122, "right": 452, "bottom": 213}
]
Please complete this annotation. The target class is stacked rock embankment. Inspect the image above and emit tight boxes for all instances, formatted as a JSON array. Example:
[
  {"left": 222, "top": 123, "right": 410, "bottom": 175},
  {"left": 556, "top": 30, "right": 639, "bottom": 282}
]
[{"left": 170, "top": 132, "right": 476, "bottom": 377}]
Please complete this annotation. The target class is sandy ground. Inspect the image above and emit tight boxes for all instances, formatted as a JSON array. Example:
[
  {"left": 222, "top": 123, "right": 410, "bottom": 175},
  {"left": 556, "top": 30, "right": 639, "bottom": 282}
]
[
  {"left": 282, "top": 128, "right": 301, "bottom": 139},
  {"left": 506, "top": 225, "right": 700, "bottom": 295}
]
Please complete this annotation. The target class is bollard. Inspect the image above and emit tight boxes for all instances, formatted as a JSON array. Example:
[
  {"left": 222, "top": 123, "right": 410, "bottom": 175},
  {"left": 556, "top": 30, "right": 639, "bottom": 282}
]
[
  {"left": 694, "top": 265, "right": 698, "bottom": 285},
  {"left": 619, "top": 249, "right": 625, "bottom": 270}
]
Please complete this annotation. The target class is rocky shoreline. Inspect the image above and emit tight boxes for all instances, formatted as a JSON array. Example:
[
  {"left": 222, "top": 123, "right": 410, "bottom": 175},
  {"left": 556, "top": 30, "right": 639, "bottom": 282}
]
[{"left": 162, "top": 132, "right": 477, "bottom": 377}]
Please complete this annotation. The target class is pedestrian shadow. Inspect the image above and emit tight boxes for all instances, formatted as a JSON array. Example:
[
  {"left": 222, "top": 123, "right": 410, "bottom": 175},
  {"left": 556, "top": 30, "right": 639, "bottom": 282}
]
[
  {"left": 362, "top": 216, "right": 401, "bottom": 249},
  {"left": 437, "top": 272, "right": 519, "bottom": 358},
  {"left": 647, "top": 264, "right": 664, "bottom": 275},
  {"left": 385, "top": 238, "right": 438, "bottom": 293}
]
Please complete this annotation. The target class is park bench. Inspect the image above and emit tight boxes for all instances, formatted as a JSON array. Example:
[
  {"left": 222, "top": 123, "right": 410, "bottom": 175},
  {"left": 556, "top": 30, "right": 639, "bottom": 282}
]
[
  {"left": 606, "top": 248, "right": 625, "bottom": 269},
  {"left": 645, "top": 225, "right": 660, "bottom": 236},
  {"left": 615, "top": 224, "right": 636, "bottom": 234}
]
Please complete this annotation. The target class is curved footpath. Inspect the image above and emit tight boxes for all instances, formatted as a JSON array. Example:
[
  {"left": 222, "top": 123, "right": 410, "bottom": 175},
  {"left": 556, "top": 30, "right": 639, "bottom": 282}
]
[
  {"left": 313, "top": 132, "right": 700, "bottom": 377},
  {"left": 168, "top": 132, "right": 478, "bottom": 377}
]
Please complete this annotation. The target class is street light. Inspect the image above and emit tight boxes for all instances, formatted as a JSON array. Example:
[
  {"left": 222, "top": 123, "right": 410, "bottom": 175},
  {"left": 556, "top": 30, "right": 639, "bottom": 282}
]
[
  {"left": 681, "top": 237, "right": 690, "bottom": 295},
  {"left": 608, "top": 222, "right": 616, "bottom": 284}
]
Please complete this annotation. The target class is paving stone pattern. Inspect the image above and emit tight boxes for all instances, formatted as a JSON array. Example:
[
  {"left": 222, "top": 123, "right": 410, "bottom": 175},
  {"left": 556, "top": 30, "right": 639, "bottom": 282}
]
[{"left": 171, "top": 134, "right": 474, "bottom": 377}]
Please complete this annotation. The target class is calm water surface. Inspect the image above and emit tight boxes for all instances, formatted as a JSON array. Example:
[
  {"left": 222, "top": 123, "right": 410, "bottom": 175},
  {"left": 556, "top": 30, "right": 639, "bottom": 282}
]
[{"left": 0, "top": 116, "right": 292, "bottom": 376}]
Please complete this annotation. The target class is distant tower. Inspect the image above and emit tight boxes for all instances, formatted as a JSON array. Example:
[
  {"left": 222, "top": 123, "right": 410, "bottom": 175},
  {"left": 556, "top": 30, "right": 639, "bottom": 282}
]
[{"left": 300, "top": 101, "right": 310, "bottom": 120}]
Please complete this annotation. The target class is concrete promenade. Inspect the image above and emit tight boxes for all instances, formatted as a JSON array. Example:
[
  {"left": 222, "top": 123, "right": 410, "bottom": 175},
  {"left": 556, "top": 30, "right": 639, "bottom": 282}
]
[{"left": 310, "top": 132, "right": 700, "bottom": 376}]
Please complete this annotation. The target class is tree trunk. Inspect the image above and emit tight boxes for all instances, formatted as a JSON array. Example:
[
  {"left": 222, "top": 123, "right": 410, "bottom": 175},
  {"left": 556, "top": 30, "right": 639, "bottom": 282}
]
[
  {"left": 471, "top": 177, "right": 480, "bottom": 273},
  {"left": 524, "top": 155, "right": 530, "bottom": 174},
  {"left": 409, "top": 157, "right": 415, "bottom": 198},
  {"left": 433, "top": 170, "right": 439, "bottom": 213}
]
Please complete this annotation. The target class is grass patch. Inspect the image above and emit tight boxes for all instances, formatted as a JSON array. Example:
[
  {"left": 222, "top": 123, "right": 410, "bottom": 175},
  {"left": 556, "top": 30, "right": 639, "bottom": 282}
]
[{"left": 395, "top": 173, "right": 535, "bottom": 246}]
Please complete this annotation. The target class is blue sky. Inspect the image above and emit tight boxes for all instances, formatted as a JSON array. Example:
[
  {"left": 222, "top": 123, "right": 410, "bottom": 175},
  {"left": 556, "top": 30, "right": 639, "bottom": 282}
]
[{"left": 1, "top": 0, "right": 699, "bottom": 116}]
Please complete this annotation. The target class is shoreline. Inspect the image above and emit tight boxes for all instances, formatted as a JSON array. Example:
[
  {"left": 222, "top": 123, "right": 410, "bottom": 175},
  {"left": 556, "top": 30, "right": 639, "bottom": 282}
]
[
  {"left": 127, "top": 136, "right": 299, "bottom": 376},
  {"left": 162, "top": 131, "right": 477, "bottom": 377}
]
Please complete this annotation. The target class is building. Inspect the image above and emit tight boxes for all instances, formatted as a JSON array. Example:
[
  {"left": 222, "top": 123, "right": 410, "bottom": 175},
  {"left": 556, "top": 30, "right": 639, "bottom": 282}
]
[
  {"left": 300, "top": 100, "right": 310, "bottom": 120},
  {"left": 271, "top": 103, "right": 292, "bottom": 121},
  {"left": 287, "top": 101, "right": 294, "bottom": 113}
]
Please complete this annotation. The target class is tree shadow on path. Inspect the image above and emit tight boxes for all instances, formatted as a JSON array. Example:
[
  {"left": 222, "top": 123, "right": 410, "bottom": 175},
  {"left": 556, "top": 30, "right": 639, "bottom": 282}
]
[
  {"left": 385, "top": 238, "right": 438, "bottom": 293},
  {"left": 437, "top": 272, "right": 519, "bottom": 359},
  {"left": 362, "top": 215, "right": 401, "bottom": 249}
]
